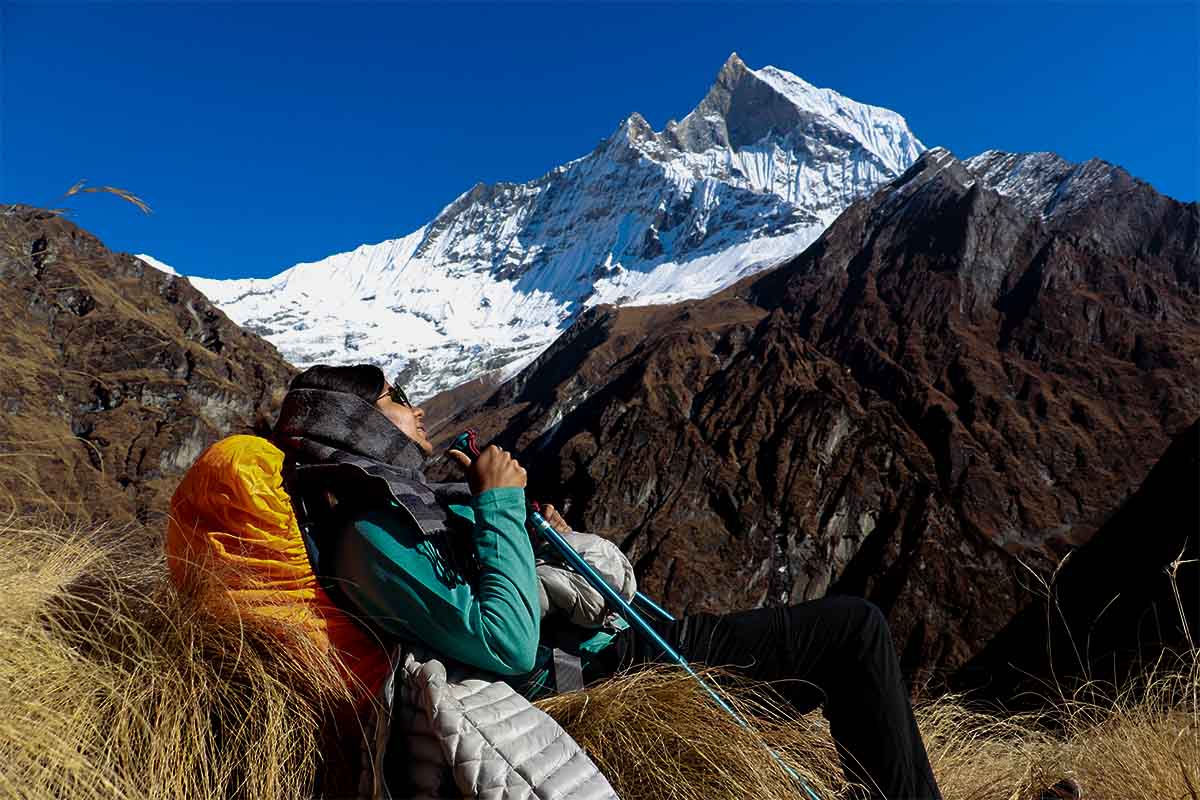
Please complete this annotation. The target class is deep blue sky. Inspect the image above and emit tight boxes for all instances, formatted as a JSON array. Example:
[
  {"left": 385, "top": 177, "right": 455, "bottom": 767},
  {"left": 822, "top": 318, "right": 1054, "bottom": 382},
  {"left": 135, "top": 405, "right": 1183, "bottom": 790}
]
[{"left": 3, "top": 2, "right": 1196, "bottom": 280}]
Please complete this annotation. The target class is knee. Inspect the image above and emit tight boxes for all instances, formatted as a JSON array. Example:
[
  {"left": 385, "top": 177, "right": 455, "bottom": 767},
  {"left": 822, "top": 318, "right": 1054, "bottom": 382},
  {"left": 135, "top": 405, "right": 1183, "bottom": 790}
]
[{"left": 827, "top": 595, "right": 891, "bottom": 648}]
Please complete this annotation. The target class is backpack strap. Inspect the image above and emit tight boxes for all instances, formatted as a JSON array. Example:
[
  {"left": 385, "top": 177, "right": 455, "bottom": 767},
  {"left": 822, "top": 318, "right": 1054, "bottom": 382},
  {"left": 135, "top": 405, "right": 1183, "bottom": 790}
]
[
  {"left": 280, "top": 459, "right": 401, "bottom": 647},
  {"left": 551, "top": 648, "right": 585, "bottom": 693}
]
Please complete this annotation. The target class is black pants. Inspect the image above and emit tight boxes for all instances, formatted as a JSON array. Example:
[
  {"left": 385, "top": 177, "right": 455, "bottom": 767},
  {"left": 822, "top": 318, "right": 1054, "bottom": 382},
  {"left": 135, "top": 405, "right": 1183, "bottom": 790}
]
[{"left": 583, "top": 596, "right": 943, "bottom": 800}]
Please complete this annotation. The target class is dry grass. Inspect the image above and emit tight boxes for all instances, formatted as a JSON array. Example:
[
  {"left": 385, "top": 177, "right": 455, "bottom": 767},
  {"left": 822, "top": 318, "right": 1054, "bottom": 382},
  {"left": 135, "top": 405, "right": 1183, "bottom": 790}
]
[
  {"left": 918, "top": 650, "right": 1199, "bottom": 800},
  {"left": 537, "top": 655, "right": 1198, "bottom": 800},
  {"left": 0, "top": 516, "right": 353, "bottom": 800},
  {"left": 0, "top": 516, "right": 1195, "bottom": 799},
  {"left": 537, "top": 665, "right": 849, "bottom": 800},
  {"left": 538, "top": 645, "right": 1198, "bottom": 800},
  {"left": 60, "top": 180, "right": 153, "bottom": 215}
]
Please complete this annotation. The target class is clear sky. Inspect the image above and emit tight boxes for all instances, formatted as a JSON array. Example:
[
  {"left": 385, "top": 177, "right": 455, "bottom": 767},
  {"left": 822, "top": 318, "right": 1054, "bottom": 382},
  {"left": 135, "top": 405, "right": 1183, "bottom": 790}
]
[{"left": 2, "top": 2, "right": 1196, "bottom": 280}]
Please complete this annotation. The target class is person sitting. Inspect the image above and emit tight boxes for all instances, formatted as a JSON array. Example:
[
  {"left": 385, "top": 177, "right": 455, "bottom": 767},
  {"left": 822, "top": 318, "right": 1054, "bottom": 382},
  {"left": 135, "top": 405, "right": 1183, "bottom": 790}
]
[{"left": 271, "top": 363, "right": 944, "bottom": 800}]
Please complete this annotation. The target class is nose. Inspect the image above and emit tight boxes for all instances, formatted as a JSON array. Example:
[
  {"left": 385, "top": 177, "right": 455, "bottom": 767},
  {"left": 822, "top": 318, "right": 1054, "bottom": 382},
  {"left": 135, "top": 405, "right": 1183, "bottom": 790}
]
[{"left": 415, "top": 406, "right": 425, "bottom": 419}]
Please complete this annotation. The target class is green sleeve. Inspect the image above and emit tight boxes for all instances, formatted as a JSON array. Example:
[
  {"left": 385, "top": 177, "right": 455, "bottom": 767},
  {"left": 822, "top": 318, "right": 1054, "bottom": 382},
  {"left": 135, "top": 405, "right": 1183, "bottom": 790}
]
[{"left": 330, "top": 487, "right": 540, "bottom": 676}]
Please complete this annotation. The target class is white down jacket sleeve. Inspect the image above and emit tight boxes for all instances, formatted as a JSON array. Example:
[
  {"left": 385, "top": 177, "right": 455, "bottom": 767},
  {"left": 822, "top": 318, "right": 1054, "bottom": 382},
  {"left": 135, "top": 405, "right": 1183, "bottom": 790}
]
[
  {"left": 381, "top": 649, "right": 620, "bottom": 800},
  {"left": 535, "top": 531, "right": 637, "bottom": 628}
]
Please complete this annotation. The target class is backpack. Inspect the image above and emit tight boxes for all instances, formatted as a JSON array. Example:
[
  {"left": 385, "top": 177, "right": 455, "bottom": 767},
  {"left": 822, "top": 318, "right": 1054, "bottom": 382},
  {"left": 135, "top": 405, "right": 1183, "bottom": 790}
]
[{"left": 165, "top": 434, "right": 392, "bottom": 700}]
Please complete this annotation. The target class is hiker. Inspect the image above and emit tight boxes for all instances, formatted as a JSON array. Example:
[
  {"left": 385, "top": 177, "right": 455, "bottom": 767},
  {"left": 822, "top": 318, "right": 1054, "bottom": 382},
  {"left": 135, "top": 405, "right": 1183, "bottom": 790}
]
[{"left": 272, "top": 363, "right": 944, "bottom": 800}]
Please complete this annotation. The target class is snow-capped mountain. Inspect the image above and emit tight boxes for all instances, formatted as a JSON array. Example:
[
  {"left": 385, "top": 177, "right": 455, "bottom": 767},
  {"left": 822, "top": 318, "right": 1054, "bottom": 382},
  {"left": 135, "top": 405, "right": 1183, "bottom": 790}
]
[
  {"left": 190, "top": 53, "right": 927, "bottom": 400},
  {"left": 963, "top": 149, "right": 1141, "bottom": 220}
]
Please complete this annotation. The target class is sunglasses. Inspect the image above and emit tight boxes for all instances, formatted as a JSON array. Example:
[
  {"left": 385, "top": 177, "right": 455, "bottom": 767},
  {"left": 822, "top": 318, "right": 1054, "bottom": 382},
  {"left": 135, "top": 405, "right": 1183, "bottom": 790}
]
[{"left": 377, "top": 380, "right": 411, "bottom": 408}]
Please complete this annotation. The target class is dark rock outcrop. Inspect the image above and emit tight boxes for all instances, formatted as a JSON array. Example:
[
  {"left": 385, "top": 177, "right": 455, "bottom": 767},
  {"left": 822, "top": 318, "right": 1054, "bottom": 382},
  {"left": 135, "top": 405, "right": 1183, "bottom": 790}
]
[
  {"left": 953, "top": 420, "right": 1199, "bottom": 704},
  {"left": 0, "top": 205, "right": 297, "bottom": 525},
  {"left": 427, "top": 147, "right": 1200, "bottom": 684}
]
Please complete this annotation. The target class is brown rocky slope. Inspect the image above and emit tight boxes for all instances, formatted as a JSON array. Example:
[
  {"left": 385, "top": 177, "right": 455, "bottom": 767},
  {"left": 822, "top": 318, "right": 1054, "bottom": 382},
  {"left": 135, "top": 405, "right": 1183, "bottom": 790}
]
[
  {"left": 0, "top": 205, "right": 297, "bottom": 524},
  {"left": 954, "top": 419, "right": 1198, "bottom": 703},
  {"left": 427, "top": 147, "right": 1200, "bottom": 685}
]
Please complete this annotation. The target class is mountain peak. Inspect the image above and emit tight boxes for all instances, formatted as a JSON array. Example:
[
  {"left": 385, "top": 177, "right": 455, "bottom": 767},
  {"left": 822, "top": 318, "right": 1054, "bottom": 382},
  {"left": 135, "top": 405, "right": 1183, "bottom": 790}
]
[
  {"left": 962, "top": 149, "right": 1148, "bottom": 221},
  {"left": 196, "top": 55, "right": 928, "bottom": 401},
  {"left": 622, "top": 111, "right": 652, "bottom": 133},
  {"left": 886, "top": 146, "right": 991, "bottom": 201},
  {"left": 717, "top": 51, "right": 750, "bottom": 81},
  {"left": 603, "top": 111, "right": 658, "bottom": 156},
  {"left": 666, "top": 56, "right": 924, "bottom": 174}
]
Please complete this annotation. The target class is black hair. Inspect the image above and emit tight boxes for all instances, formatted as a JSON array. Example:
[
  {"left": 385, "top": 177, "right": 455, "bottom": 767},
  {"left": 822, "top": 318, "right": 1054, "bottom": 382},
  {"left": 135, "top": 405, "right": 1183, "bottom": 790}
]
[{"left": 286, "top": 364, "right": 386, "bottom": 406}]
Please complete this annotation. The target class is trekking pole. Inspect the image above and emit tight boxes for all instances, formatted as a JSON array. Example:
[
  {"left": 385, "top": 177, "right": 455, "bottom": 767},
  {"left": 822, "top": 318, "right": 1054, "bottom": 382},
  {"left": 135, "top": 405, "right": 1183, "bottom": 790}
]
[
  {"left": 631, "top": 589, "right": 675, "bottom": 623},
  {"left": 448, "top": 432, "right": 821, "bottom": 800},
  {"left": 526, "top": 511, "right": 821, "bottom": 800}
]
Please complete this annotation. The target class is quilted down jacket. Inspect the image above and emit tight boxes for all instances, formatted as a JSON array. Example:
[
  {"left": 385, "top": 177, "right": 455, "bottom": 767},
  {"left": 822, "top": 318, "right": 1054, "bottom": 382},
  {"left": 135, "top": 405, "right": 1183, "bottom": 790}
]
[
  {"left": 348, "top": 532, "right": 634, "bottom": 800},
  {"left": 352, "top": 533, "right": 635, "bottom": 800},
  {"left": 354, "top": 646, "right": 619, "bottom": 800}
]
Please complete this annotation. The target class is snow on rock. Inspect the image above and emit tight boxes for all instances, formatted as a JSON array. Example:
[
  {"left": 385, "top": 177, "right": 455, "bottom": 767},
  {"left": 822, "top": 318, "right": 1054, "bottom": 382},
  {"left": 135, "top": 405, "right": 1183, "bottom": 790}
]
[
  {"left": 136, "top": 253, "right": 178, "bottom": 276},
  {"left": 190, "top": 53, "right": 927, "bottom": 400},
  {"left": 963, "top": 149, "right": 1131, "bottom": 221}
]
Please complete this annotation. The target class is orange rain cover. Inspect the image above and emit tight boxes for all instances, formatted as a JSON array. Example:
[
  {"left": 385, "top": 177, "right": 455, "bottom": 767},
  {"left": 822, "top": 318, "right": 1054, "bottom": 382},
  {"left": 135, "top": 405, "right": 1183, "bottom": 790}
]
[{"left": 166, "top": 434, "right": 389, "bottom": 700}]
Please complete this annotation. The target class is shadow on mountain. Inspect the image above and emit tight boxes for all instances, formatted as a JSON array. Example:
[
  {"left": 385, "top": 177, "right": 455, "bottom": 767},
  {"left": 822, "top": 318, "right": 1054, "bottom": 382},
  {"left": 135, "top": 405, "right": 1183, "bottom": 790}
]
[{"left": 952, "top": 419, "right": 1199, "bottom": 708}]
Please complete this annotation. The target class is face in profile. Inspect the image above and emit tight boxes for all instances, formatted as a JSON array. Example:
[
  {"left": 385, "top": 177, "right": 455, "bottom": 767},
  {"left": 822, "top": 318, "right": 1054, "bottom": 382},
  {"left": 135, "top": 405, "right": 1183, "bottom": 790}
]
[{"left": 375, "top": 382, "right": 433, "bottom": 456}]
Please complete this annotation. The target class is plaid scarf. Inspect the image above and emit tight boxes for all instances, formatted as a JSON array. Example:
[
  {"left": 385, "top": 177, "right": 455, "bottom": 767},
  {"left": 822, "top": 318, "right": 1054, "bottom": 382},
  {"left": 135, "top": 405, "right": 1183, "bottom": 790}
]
[{"left": 271, "top": 387, "right": 472, "bottom": 537}]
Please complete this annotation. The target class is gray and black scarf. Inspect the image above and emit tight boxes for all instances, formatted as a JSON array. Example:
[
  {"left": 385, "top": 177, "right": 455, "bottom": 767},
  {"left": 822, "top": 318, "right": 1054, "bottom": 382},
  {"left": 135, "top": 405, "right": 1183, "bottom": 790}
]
[{"left": 272, "top": 387, "right": 477, "bottom": 583}]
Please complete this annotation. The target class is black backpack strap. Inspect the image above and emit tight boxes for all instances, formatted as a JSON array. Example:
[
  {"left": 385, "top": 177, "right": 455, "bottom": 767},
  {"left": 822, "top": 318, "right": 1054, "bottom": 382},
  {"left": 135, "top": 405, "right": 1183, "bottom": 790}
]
[{"left": 281, "top": 459, "right": 398, "bottom": 646}]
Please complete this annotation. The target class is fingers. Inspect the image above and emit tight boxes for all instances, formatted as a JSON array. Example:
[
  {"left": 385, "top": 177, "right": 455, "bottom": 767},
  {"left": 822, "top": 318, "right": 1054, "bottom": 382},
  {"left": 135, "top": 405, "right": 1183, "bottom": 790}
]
[
  {"left": 446, "top": 449, "right": 471, "bottom": 470},
  {"left": 483, "top": 445, "right": 524, "bottom": 470},
  {"left": 471, "top": 443, "right": 527, "bottom": 492},
  {"left": 478, "top": 444, "right": 504, "bottom": 463},
  {"left": 513, "top": 460, "right": 528, "bottom": 487},
  {"left": 539, "top": 503, "right": 571, "bottom": 534}
]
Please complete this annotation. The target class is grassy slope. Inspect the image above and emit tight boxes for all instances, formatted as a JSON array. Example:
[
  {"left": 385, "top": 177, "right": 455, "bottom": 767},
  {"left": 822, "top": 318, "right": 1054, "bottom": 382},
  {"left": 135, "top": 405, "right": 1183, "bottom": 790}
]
[{"left": 0, "top": 519, "right": 1195, "bottom": 800}]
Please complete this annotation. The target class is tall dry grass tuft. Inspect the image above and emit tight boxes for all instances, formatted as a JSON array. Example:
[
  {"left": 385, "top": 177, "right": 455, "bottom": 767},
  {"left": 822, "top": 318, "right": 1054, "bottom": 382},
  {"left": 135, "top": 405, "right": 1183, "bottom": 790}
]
[
  {"left": 914, "top": 649, "right": 1200, "bottom": 800},
  {"left": 537, "top": 665, "right": 850, "bottom": 800},
  {"left": 0, "top": 517, "right": 353, "bottom": 800}
]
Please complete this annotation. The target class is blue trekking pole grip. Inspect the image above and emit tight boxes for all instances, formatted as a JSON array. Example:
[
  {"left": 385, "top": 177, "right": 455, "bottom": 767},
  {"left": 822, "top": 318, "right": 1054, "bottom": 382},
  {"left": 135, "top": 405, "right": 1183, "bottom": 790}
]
[{"left": 446, "top": 430, "right": 821, "bottom": 799}]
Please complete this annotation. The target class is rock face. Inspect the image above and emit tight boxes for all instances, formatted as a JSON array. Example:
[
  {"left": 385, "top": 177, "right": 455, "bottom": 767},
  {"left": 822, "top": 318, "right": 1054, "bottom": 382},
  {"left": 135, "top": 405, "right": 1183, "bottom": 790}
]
[
  {"left": 954, "top": 420, "right": 1198, "bottom": 704},
  {"left": 192, "top": 53, "right": 925, "bottom": 401},
  {"left": 427, "top": 147, "right": 1200, "bottom": 683},
  {"left": 0, "top": 206, "right": 297, "bottom": 524}
]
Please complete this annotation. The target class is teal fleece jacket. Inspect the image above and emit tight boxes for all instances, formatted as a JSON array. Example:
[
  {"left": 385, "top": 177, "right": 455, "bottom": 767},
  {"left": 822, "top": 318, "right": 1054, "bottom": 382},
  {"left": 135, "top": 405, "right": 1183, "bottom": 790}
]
[
  {"left": 328, "top": 487, "right": 624, "bottom": 697},
  {"left": 330, "top": 487, "right": 541, "bottom": 675}
]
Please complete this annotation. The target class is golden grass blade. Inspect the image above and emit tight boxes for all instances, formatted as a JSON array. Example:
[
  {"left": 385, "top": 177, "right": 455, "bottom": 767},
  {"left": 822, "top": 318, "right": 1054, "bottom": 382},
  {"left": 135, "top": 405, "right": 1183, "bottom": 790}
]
[
  {"left": 61, "top": 180, "right": 87, "bottom": 198},
  {"left": 77, "top": 185, "right": 153, "bottom": 214}
]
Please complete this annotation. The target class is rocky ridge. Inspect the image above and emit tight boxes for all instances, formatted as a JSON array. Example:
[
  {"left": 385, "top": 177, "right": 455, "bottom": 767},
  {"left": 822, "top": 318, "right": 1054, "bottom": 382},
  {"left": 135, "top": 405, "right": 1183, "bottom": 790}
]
[
  {"left": 0, "top": 206, "right": 297, "bottom": 524},
  {"left": 426, "top": 146, "right": 1200, "bottom": 683}
]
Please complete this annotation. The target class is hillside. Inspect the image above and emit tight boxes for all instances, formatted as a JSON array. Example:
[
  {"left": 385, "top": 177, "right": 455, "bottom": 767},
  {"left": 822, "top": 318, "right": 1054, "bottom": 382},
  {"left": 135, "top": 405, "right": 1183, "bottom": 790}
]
[
  {"left": 955, "top": 419, "right": 1199, "bottom": 702},
  {"left": 0, "top": 205, "right": 297, "bottom": 524}
]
